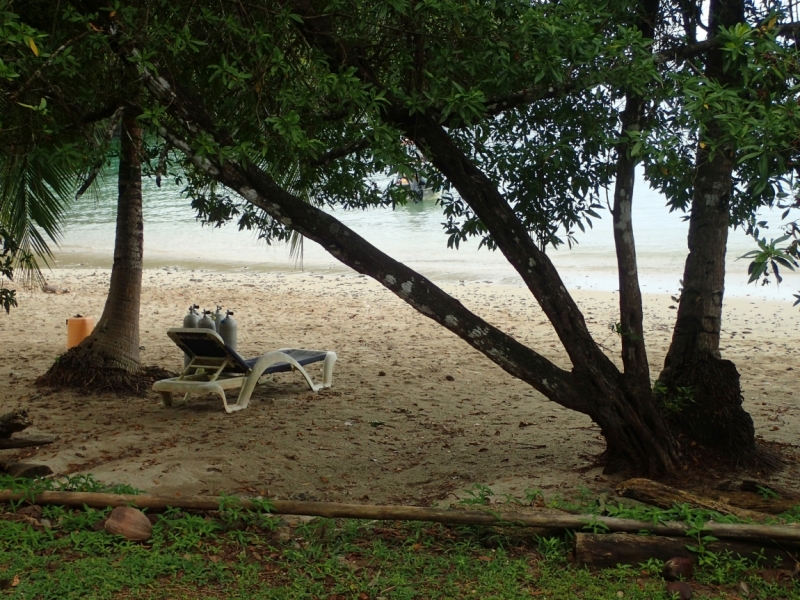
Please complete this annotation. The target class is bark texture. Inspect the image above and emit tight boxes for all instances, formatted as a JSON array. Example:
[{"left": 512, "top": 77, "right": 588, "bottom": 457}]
[
  {"left": 659, "top": 0, "right": 757, "bottom": 461},
  {"left": 610, "top": 0, "right": 659, "bottom": 400},
  {"left": 36, "top": 111, "right": 164, "bottom": 394}
]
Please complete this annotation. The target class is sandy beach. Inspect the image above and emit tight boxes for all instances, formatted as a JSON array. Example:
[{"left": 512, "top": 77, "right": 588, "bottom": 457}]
[{"left": 0, "top": 267, "right": 798, "bottom": 504}]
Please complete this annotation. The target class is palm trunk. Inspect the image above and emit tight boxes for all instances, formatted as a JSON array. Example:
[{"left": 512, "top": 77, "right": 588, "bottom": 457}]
[
  {"left": 85, "top": 111, "right": 144, "bottom": 371},
  {"left": 37, "top": 110, "right": 145, "bottom": 391},
  {"left": 659, "top": 0, "right": 756, "bottom": 460}
]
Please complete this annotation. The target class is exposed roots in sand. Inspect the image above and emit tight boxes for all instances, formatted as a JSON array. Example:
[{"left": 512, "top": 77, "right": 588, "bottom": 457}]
[
  {"left": 658, "top": 357, "right": 786, "bottom": 473},
  {"left": 35, "top": 347, "right": 173, "bottom": 396}
]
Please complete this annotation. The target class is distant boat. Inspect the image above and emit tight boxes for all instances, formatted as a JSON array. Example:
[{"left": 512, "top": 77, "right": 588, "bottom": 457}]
[{"left": 393, "top": 175, "right": 427, "bottom": 198}]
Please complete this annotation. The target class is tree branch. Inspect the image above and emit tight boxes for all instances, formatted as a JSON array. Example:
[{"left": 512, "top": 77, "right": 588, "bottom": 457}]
[
  {"left": 76, "top": 101, "right": 123, "bottom": 126},
  {"left": 290, "top": 0, "right": 619, "bottom": 378},
  {"left": 608, "top": 0, "right": 660, "bottom": 397},
  {"left": 76, "top": 106, "right": 124, "bottom": 199},
  {"left": 655, "top": 20, "right": 800, "bottom": 64},
  {"left": 308, "top": 137, "right": 370, "bottom": 168},
  {"left": 94, "top": 26, "right": 585, "bottom": 409},
  {"left": 481, "top": 75, "right": 583, "bottom": 118}
]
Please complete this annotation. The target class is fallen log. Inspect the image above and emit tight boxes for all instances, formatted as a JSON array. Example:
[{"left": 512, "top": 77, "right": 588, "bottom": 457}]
[
  {"left": 0, "top": 436, "right": 54, "bottom": 450},
  {"left": 0, "top": 409, "right": 54, "bottom": 450},
  {"left": 676, "top": 481, "right": 800, "bottom": 515},
  {"left": 701, "top": 488, "right": 800, "bottom": 515},
  {"left": 616, "top": 478, "right": 772, "bottom": 521},
  {"left": 739, "top": 480, "right": 800, "bottom": 501},
  {"left": 574, "top": 532, "right": 800, "bottom": 568},
  {"left": 0, "top": 410, "right": 31, "bottom": 439},
  {"left": 0, "top": 490, "right": 799, "bottom": 543}
]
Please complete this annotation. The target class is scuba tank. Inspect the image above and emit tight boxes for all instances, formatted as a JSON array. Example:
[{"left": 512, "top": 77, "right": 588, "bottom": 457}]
[
  {"left": 183, "top": 305, "right": 200, "bottom": 328},
  {"left": 219, "top": 310, "right": 237, "bottom": 351},
  {"left": 182, "top": 305, "right": 200, "bottom": 368},
  {"left": 213, "top": 305, "right": 224, "bottom": 332},
  {"left": 198, "top": 310, "right": 216, "bottom": 330}
]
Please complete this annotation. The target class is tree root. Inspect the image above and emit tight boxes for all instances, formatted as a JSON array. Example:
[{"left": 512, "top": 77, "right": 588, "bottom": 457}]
[
  {"left": 658, "top": 357, "right": 760, "bottom": 464},
  {"left": 35, "top": 347, "right": 173, "bottom": 396}
]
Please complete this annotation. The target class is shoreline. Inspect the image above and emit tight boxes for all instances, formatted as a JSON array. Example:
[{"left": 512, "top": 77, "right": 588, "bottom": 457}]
[
  {"left": 47, "top": 174, "right": 800, "bottom": 301},
  {"left": 34, "top": 254, "right": 800, "bottom": 302}
]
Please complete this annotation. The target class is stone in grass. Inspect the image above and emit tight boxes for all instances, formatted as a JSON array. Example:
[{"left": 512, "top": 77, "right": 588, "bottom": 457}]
[
  {"left": 104, "top": 506, "right": 153, "bottom": 541},
  {"left": 665, "top": 581, "right": 692, "bottom": 599},
  {"left": 662, "top": 557, "right": 694, "bottom": 581}
]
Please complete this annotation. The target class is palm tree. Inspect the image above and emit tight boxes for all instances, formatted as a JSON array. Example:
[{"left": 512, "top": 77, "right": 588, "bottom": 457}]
[
  {"left": 0, "top": 119, "right": 80, "bottom": 308},
  {"left": 1, "top": 6, "right": 169, "bottom": 393},
  {"left": 36, "top": 108, "right": 170, "bottom": 393}
]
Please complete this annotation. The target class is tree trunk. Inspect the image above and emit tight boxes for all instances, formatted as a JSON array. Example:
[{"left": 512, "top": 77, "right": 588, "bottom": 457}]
[
  {"left": 37, "top": 110, "right": 149, "bottom": 393},
  {"left": 662, "top": 149, "right": 732, "bottom": 373},
  {"left": 659, "top": 0, "right": 757, "bottom": 461},
  {"left": 87, "top": 110, "right": 144, "bottom": 371},
  {"left": 611, "top": 0, "right": 659, "bottom": 399},
  {"left": 612, "top": 98, "right": 651, "bottom": 399}
]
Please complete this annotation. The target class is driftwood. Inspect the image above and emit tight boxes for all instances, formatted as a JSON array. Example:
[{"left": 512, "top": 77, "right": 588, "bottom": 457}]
[
  {"left": 699, "top": 481, "right": 800, "bottom": 514},
  {"left": 0, "top": 409, "right": 54, "bottom": 450},
  {"left": 739, "top": 480, "right": 800, "bottom": 501},
  {"left": 0, "top": 490, "right": 799, "bottom": 543},
  {"left": 0, "top": 410, "right": 31, "bottom": 438},
  {"left": 574, "top": 532, "right": 800, "bottom": 568},
  {"left": 0, "top": 436, "right": 54, "bottom": 450},
  {"left": 700, "top": 489, "right": 800, "bottom": 515},
  {"left": 616, "top": 478, "right": 773, "bottom": 521}
]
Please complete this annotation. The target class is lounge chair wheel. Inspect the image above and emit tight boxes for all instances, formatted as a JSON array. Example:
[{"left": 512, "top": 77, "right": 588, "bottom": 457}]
[{"left": 159, "top": 391, "right": 174, "bottom": 407}]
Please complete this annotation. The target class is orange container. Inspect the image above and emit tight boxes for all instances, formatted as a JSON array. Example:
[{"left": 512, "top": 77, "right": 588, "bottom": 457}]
[{"left": 66, "top": 316, "right": 94, "bottom": 349}]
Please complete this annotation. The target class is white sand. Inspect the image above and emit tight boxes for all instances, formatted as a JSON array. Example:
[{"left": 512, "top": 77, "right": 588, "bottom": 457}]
[{"left": 0, "top": 267, "right": 798, "bottom": 503}]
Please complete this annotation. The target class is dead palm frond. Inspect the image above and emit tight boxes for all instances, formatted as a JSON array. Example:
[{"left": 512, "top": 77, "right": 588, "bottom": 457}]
[{"left": 271, "top": 161, "right": 308, "bottom": 270}]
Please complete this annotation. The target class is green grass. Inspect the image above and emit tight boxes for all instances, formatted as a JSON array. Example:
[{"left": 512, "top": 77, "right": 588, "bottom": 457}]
[{"left": 0, "top": 476, "right": 798, "bottom": 599}]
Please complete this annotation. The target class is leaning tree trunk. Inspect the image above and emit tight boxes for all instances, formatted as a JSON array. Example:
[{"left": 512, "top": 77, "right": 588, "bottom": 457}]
[
  {"left": 37, "top": 110, "right": 151, "bottom": 393},
  {"left": 658, "top": 0, "right": 757, "bottom": 462}
]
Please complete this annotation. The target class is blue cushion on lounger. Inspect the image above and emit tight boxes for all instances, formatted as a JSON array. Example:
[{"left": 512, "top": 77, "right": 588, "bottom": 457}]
[{"left": 243, "top": 349, "right": 329, "bottom": 373}]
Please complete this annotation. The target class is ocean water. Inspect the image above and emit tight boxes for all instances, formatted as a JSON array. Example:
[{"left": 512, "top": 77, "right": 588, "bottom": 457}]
[{"left": 52, "top": 171, "right": 799, "bottom": 301}]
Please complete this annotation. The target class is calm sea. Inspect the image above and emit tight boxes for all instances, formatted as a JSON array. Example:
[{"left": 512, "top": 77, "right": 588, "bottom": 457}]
[{"left": 53, "top": 171, "right": 798, "bottom": 300}]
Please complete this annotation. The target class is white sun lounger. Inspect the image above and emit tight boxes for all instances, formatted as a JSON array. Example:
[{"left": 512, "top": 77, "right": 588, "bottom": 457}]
[{"left": 153, "top": 328, "right": 337, "bottom": 413}]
